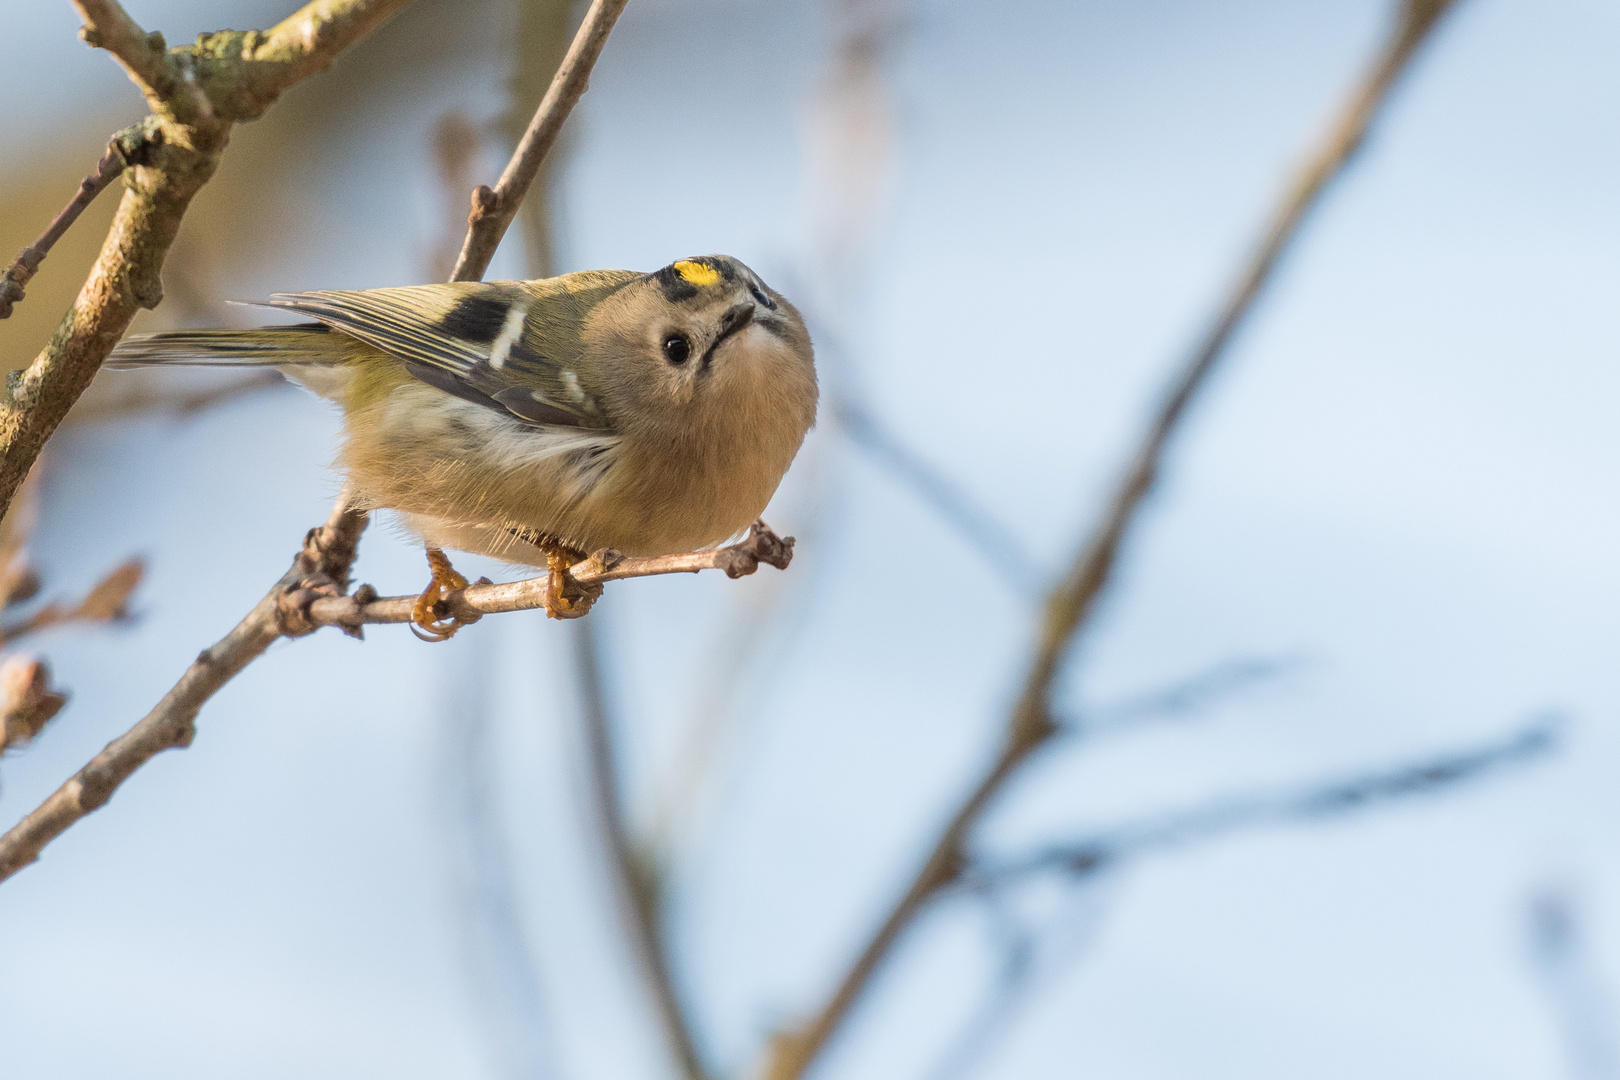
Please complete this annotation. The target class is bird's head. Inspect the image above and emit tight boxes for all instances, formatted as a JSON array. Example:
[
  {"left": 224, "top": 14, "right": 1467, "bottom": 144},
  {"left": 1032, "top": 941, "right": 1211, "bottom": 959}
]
[{"left": 586, "top": 256, "right": 817, "bottom": 446}]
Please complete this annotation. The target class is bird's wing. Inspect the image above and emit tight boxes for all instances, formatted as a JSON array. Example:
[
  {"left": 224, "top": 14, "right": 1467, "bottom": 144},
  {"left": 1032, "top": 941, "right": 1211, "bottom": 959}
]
[{"left": 263, "top": 275, "right": 632, "bottom": 429}]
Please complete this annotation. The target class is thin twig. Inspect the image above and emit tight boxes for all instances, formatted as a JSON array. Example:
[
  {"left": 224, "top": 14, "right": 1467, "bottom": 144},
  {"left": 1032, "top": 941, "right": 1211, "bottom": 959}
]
[
  {"left": 832, "top": 395, "right": 1040, "bottom": 595},
  {"left": 500, "top": 0, "right": 581, "bottom": 280},
  {"left": 574, "top": 619, "right": 710, "bottom": 1080},
  {"left": 927, "top": 717, "right": 1555, "bottom": 1080},
  {"left": 754, "top": 3, "right": 1463, "bottom": 1076},
  {"left": 70, "top": 0, "right": 178, "bottom": 113},
  {"left": 305, "top": 522, "right": 794, "bottom": 632},
  {"left": 0, "top": 498, "right": 367, "bottom": 883},
  {"left": 970, "top": 717, "right": 1556, "bottom": 888},
  {"left": 450, "top": 0, "right": 631, "bottom": 283},
  {"left": 1076, "top": 654, "right": 1303, "bottom": 734},
  {"left": 0, "top": 0, "right": 410, "bottom": 527},
  {"left": 0, "top": 136, "right": 133, "bottom": 320}
]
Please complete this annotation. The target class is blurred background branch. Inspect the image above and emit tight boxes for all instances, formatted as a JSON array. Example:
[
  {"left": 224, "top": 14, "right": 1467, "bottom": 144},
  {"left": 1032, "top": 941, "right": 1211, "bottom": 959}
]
[
  {"left": 968, "top": 716, "right": 1556, "bottom": 890},
  {"left": 1073, "top": 653, "right": 1305, "bottom": 736},
  {"left": 1529, "top": 885, "right": 1620, "bottom": 1080},
  {"left": 924, "top": 717, "right": 1558, "bottom": 1080},
  {"left": 758, "top": 1, "right": 1463, "bottom": 1076},
  {"left": 442, "top": 645, "right": 561, "bottom": 1080},
  {"left": 830, "top": 392, "right": 1041, "bottom": 595},
  {"left": 575, "top": 618, "right": 711, "bottom": 1080}
]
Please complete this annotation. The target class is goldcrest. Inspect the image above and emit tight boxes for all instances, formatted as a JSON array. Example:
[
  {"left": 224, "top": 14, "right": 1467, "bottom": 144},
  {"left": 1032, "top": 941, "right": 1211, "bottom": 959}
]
[{"left": 111, "top": 256, "right": 818, "bottom": 568}]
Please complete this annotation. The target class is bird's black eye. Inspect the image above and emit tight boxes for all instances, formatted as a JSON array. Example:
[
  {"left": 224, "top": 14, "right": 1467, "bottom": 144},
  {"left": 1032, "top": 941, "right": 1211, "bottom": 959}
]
[
  {"left": 663, "top": 334, "right": 691, "bottom": 365},
  {"left": 750, "top": 286, "right": 776, "bottom": 310}
]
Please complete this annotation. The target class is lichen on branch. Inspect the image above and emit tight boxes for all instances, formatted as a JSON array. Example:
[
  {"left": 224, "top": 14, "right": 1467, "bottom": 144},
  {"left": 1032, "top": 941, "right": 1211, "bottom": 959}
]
[{"left": 0, "top": 0, "right": 412, "bottom": 528}]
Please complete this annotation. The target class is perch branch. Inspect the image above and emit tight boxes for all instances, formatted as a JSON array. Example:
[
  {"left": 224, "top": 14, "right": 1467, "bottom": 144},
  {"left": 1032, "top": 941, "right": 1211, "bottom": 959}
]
[
  {"left": 0, "top": 518, "right": 791, "bottom": 884},
  {"left": 0, "top": 499, "right": 368, "bottom": 883},
  {"left": 0, "top": 0, "right": 410, "bottom": 527},
  {"left": 755, "top": 2, "right": 1463, "bottom": 1077},
  {"left": 303, "top": 522, "right": 793, "bottom": 632},
  {"left": 450, "top": 0, "right": 631, "bottom": 282}
]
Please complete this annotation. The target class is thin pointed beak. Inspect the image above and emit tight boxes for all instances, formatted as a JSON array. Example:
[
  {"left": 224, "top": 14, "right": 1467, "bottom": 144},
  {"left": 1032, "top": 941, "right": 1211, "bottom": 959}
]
[
  {"left": 702, "top": 301, "right": 756, "bottom": 367},
  {"left": 720, "top": 301, "right": 755, "bottom": 336}
]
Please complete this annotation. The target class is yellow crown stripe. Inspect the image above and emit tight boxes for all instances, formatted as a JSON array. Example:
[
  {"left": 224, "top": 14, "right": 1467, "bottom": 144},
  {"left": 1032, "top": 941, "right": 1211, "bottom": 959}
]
[{"left": 674, "top": 260, "right": 721, "bottom": 287}]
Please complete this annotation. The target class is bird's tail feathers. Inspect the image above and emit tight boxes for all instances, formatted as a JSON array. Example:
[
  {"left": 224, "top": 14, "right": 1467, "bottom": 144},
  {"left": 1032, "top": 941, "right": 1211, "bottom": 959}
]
[{"left": 106, "top": 322, "right": 348, "bottom": 369}]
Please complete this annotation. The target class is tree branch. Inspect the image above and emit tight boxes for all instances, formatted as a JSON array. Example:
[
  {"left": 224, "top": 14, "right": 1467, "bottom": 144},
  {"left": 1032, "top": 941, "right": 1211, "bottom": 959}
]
[
  {"left": 0, "top": 0, "right": 650, "bottom": 888},
  {"left": 450, "top": 0, "right": 630, "bottom": 282},
  {"left": 0, "top": 0, "right": 411, "bottom": 527},
  {"left": 1076, "top": 654, "right": 1303, "bottom": 735},
  {"left": 70, "top": 0, "right": 175, "bottom": 111},
  {"left": 754, "top": 2, "right": 1463, "bottom": 1076}
]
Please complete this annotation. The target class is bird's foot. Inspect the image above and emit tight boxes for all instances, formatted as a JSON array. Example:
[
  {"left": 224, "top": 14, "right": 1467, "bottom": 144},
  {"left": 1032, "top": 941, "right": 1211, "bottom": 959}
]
[
  {"left": 543, "top": 542, "right": 602, "bottom": 619},
  {"left": 412, "top": 548, "right": 471, "bottom": 641}
]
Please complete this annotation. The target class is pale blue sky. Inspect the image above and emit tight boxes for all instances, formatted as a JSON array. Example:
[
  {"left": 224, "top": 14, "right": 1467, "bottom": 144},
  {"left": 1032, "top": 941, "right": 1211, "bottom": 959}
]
[{"left": 1, "top": 1, "right": 1617, "bottom": 1078}]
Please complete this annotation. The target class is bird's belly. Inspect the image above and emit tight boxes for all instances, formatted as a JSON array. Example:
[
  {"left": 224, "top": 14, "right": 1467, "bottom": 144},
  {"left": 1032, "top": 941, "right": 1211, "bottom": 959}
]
[
  {"left": 342, "top": 389, "right": 785, "bottom": 564},
  {"left": 396, "top": 462, "right": 772, "bottom": 566}
]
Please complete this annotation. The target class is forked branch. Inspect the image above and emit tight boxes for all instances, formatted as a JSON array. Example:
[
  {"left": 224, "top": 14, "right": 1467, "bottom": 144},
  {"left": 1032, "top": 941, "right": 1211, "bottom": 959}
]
[{"left": 0, "top": 0, "right": 411, "bottom": 526}]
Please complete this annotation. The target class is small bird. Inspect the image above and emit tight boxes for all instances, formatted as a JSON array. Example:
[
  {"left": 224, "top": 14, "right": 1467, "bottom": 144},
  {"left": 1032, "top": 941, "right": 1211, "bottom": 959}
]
[{"left": 110, "top": 256, "right": 818, "bottom": 637}]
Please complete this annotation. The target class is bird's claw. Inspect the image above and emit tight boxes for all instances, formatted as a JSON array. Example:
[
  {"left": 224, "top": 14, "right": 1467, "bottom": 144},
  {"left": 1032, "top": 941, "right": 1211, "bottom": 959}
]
[
  {"left": 544, "top": 544, "right": 602, "bottom": 619},
  {"left": 411, "top": 548, "right": 471, "bottom": 641}
]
